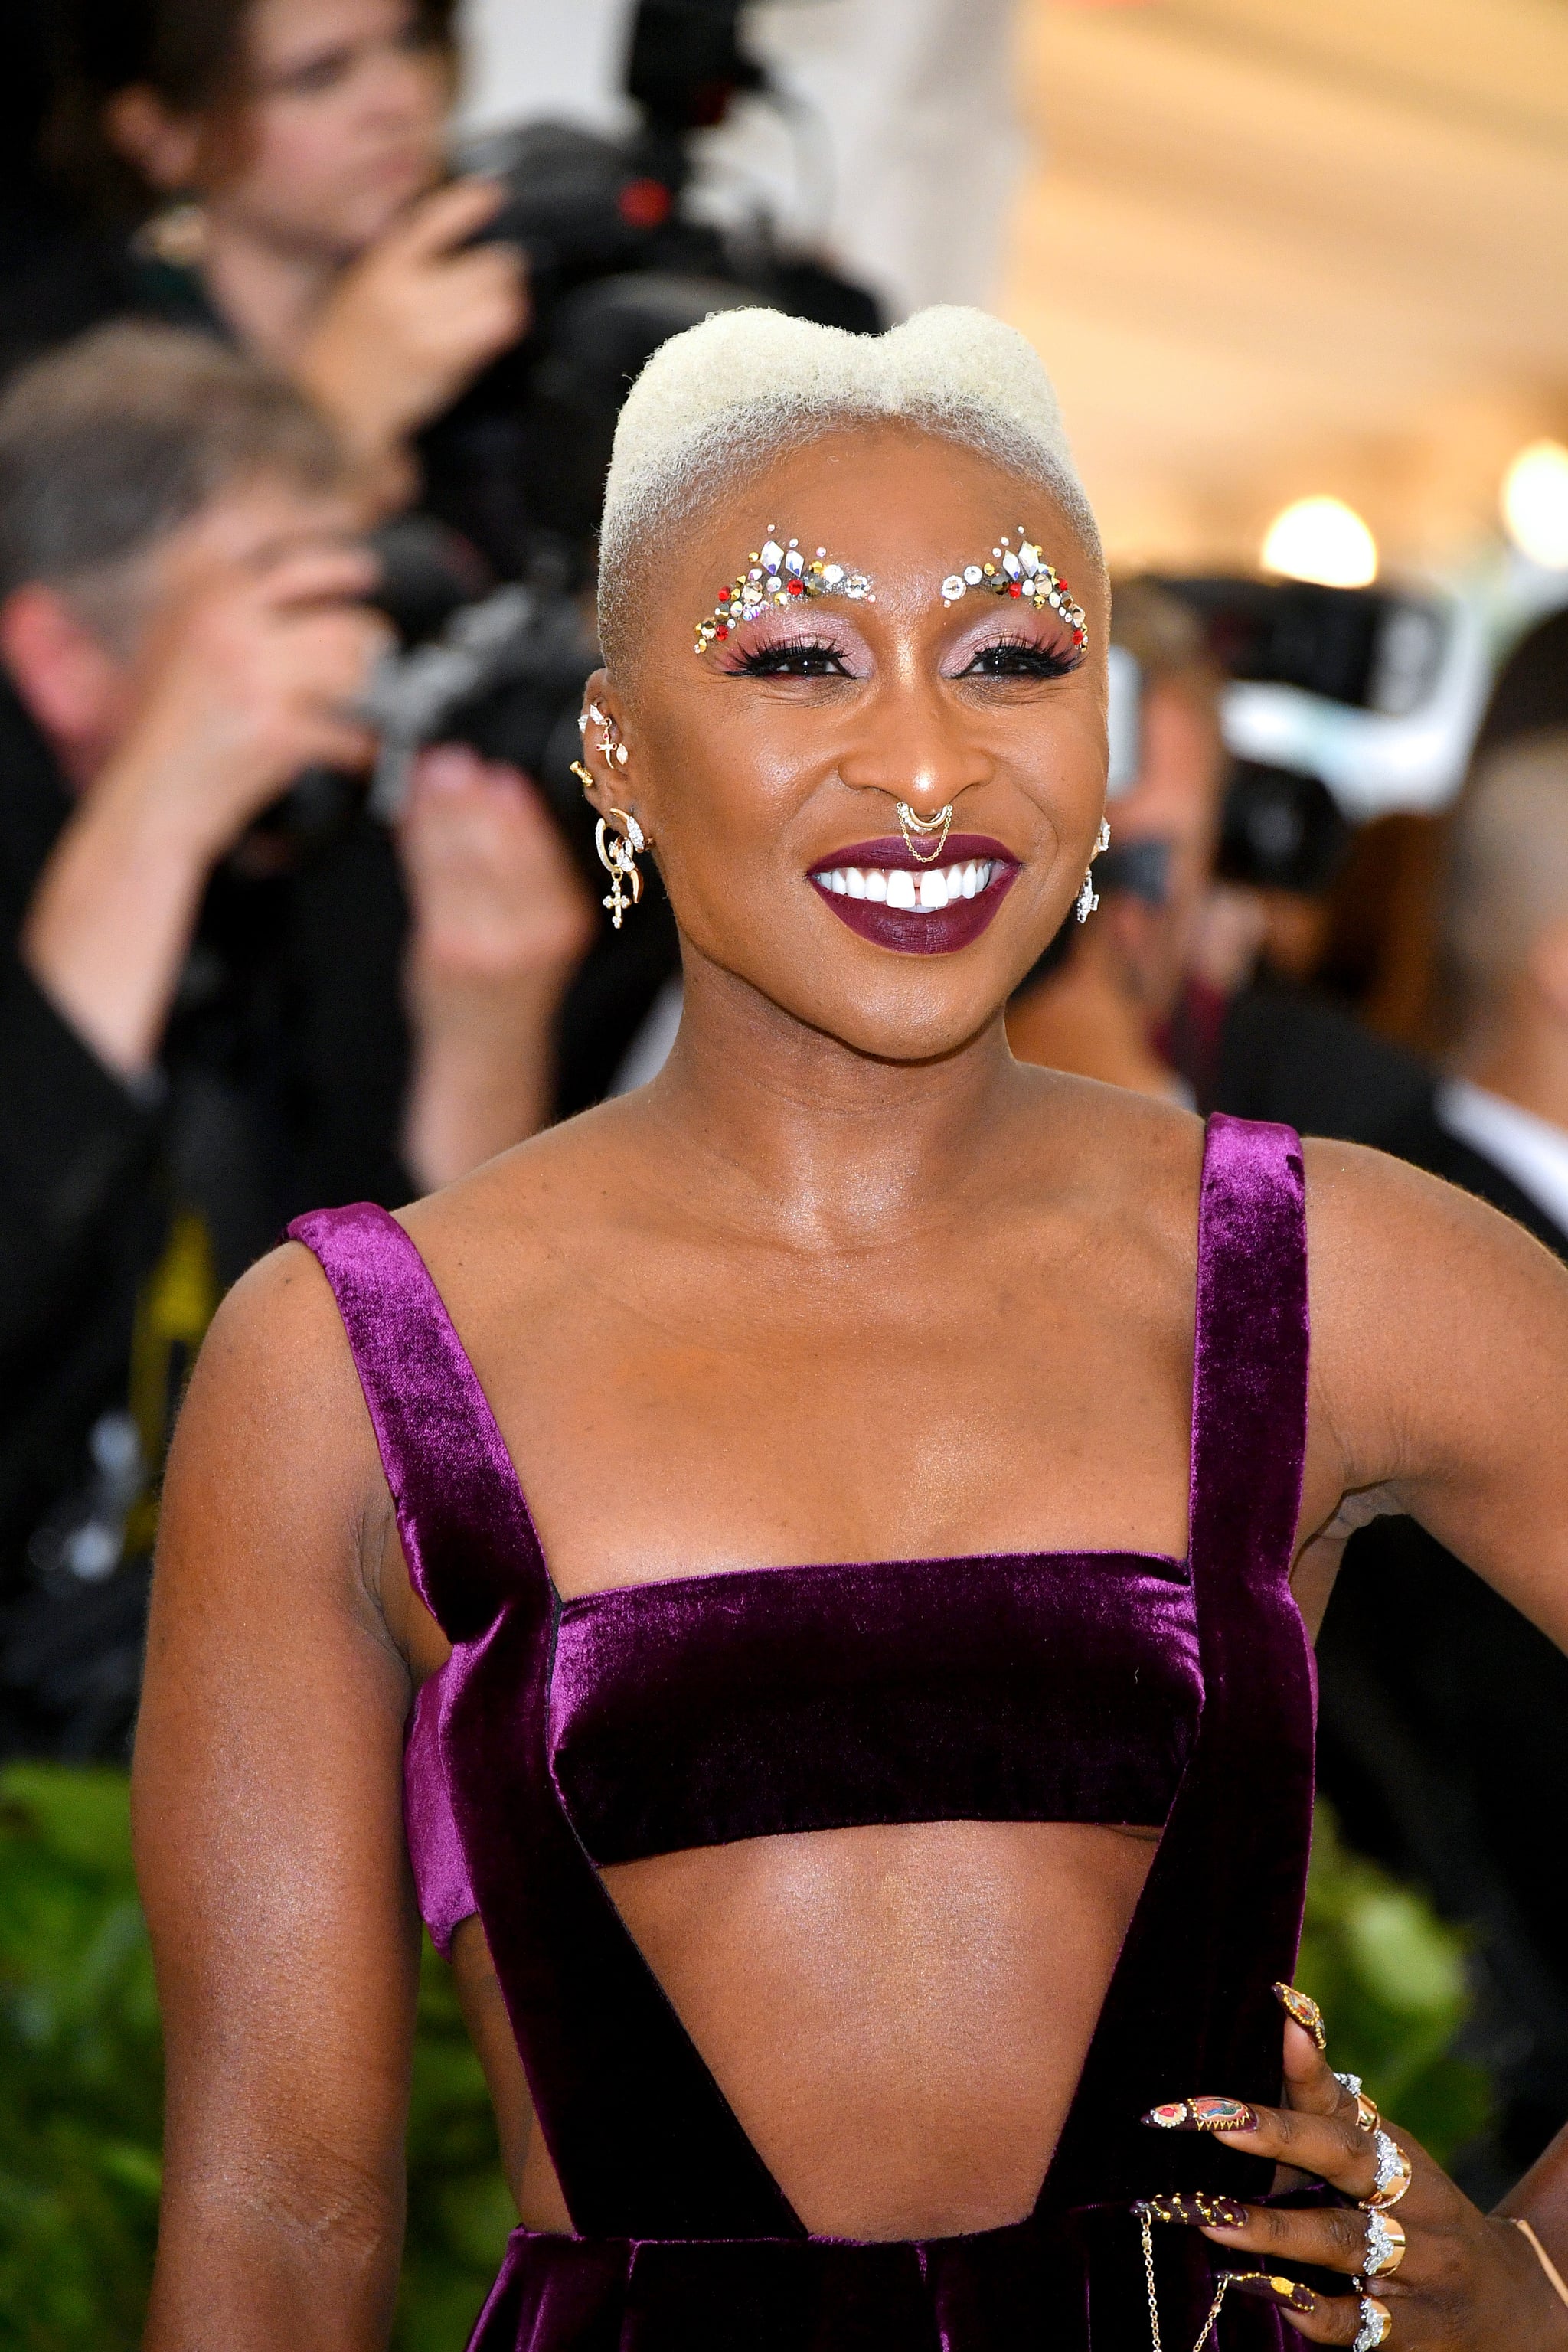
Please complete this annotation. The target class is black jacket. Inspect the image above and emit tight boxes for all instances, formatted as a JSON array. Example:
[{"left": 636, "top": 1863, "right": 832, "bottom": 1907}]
[{"left": 0, "top": 681, "right": 414, "bottom": 1756}]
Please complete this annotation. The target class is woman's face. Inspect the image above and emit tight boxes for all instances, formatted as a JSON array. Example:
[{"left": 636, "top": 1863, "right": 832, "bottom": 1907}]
[
  {"left": 594, "top": 426, "right": 1109, "bottom": 1065},
  {"left": 164, "top": 0, "right": 448, "bottom": 259}
]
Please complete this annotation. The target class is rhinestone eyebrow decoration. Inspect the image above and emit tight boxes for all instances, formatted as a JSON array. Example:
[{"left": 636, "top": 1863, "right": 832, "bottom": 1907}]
[
  {"left": 939, "top": 531, "right": 1088, "bottom": 649},
  {"left": 694, "top": 528, "right": 874, "bottom": 655}
]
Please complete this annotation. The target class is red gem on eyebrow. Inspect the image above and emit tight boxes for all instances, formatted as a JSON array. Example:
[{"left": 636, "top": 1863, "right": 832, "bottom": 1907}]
[
  {"left": 1008, "top": 582, "right": 1022, "bottom": 596},
  {"left": 787, "top": 578, "right": 804, "bottom": 594},
  {"left": 714, "top": 622, "right": 729, "bottom": 638}
]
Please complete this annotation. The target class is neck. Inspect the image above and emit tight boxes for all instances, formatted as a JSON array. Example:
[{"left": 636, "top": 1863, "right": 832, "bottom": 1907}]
[
  {"left": 1461, "top": 1001, "right": 1568, "bottom": 1139},
  {"left": 1004, "top": 929, "right": 1178, "bottom": 1102},
  {"left": 642, "top": 950, "right": 1036, "bottom": 1252},
  {"left": 199, "top": 211, "right": 344, "bottom": 367}
]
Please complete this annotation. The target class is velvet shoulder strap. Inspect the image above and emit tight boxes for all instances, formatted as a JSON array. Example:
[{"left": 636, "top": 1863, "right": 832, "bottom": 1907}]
[
  {"left": 1041, "top": 1112, "right": 1315, "bottom": 2228},
  {"left": 1188, "top": 1111, "right": 1310, "bottom": 1583},
  {"left": 287, "top": 1200, "right": 543, "bottom": 1642}
]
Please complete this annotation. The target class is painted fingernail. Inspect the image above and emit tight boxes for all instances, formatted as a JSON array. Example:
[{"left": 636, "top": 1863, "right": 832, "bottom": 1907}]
[
  {"left": 1141, "top": 2096, "right": 1260, "bottom": 2133},
  {"left": 1132, "top": 2193, "right": 1251, "bottom": 2229},
  {"left": 1229, "top": 2272, "right": 1318, "bottom": 2314},
  {"left": 1272, "top": 1980, "right": 1329, "bottom": 2052}
]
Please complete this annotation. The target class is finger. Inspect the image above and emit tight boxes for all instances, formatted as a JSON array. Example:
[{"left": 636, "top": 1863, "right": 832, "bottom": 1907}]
[
  {"left": 1142, "top": 2094, "right": 1404, "bottom": 2205},
  {"left": 386, "top": 175, "right": 505, "bottom": 261},
  {"left": 1258, "top": 2288, "right": 1390, "bottom": 2347},
  {"left": 1198, "top": 2197, "right": 1397, "bottom": 2280},
  {"left": 250, "top": 548, "right": 382, "bottom": 612}
]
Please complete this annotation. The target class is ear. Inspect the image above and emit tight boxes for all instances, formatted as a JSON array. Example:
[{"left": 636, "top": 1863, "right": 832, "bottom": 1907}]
[
  {"left": 0, "top": 587, "right": 130, "bottom": 777},
  {"left": 577, "top": 668, "right": 651, "bottom": 835},
  {"left": 103, "top": 85, "right": 204, "bottom": 196}
]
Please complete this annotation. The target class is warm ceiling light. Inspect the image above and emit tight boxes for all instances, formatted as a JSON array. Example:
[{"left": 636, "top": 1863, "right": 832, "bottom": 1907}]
[
  {"left": 1502, "top": 439, "right": 1568, "bottom": 569},
  {"left": 1261, "top": 497, "right": 1378, "bottom": 589}
]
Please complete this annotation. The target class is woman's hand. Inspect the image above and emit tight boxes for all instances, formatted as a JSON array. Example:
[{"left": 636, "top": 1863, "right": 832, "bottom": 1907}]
[
  {"left": 297, "top": 178, "right": 529, "bottom": 501},
  {"left": 1140, "top": 2001, "right": 1568, "bottom": 2347}
]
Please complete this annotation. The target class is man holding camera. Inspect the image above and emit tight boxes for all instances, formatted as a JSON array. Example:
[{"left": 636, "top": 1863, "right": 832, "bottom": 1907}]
[{"left": 0, "top": 322, "right": 590, "bottom": 1756}]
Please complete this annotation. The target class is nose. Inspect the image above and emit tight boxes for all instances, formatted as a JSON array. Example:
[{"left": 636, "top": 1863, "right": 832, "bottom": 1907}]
[{"left": 836, "top": 673, "right": 994, "bottom": 820}]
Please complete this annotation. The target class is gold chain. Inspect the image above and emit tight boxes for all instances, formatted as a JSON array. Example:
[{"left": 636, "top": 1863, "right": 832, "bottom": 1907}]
[{"left": 1141, "top": 2212, "right": 1237, "bottom": 2352}]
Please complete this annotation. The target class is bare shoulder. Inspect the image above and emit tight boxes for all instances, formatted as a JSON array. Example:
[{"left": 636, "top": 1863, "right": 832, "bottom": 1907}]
[
  {"left": 166, "top": 1237, "right": 387, "bottom": 1583},
  {"left": 1301, "top": 1134, "right": 1568, "bottom": 1491}
]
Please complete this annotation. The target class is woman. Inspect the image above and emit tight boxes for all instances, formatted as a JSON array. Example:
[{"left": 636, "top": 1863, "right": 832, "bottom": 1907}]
[
  {"left": 135, "top": 307, "right": 1568, "bottom": 2350},
  {"left": 67, "top": 0, "right": 525, "bottom": 514}
]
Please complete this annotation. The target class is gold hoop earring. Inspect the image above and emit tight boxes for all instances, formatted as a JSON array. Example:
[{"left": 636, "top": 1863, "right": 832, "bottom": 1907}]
[
  {"left": 897, "top": 802, "right": 954, "bottom": 864},
  {"left": 596, "top": 810, "right": 646, "bottom": 929}
]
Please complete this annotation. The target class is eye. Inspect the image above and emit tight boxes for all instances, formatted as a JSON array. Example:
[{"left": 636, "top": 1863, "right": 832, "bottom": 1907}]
[
  {"left": 724, "top": 635, "right": 854, "bottom": 680},
  {"left": 957, "top": 633, "right": 1083, "bottom": 681}
]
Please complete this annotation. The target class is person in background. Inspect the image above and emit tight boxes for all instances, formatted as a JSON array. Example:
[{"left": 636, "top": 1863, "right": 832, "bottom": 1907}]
[
  {"left": 1004, "top": 580, "right": 1222, "bottom": 1100},
  {"left": 1007, "top": 579, "right": 1434, "bottom": 1145},
  {"left": 0, "top": 322, "right": 590, "bottom": 1757},
  {"left": 34, "top": 0, "right": 527, "bottom": 528},
  {"left": 1318, "top": 732, "right": 1568, "bottom": 2191}
]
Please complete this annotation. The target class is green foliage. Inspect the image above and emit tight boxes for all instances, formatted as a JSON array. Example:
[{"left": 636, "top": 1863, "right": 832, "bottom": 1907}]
[
  {"left": 0, "top": 1764, "right": 506, "bottom": 2352},
  {"left": 1296, "top": 1804, "right": 1493, "bottom": 2165},
  {"left": 0, "top": 1771, "right": 1491, "bottom": 2348}
]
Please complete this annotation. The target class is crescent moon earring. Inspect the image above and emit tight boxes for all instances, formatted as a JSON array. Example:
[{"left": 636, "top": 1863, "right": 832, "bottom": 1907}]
[{"left": 596, "top": 810, "right": 646, "bottom": 929}]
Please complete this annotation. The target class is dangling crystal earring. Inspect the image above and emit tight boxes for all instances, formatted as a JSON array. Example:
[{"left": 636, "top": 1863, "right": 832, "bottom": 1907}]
[
  {"left": 1076, "top": 815, "right": 1111, "bottom": 922},
  {"left": 897, "top": 802, "right": 955, "bottom": 864},
  {"left": 596, "top": 810, "right": 646, "bottom": 929}
]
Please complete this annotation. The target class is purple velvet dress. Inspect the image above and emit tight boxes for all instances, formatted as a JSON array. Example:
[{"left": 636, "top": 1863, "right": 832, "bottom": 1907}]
[{"left": 289, "top": 1112, "right": 1315, "bottom": 2351}]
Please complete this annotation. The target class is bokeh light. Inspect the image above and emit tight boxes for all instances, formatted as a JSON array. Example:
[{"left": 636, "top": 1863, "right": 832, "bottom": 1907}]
[
  {"left": 1501, "top": 440, "right": 1568, "bottom": 570},
  {"left": 1261, "top": 497, "right": 1378, "bottom": 590}
]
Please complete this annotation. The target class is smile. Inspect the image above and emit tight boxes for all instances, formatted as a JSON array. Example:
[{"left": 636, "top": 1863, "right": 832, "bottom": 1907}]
[{"left": 808, "top": 834, "right": 1019, "bottom": 956}]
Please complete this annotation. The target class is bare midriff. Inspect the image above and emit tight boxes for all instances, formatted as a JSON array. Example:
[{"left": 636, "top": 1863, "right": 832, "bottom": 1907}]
[{"left": 453, "top": 1818, "right": 1161, "bottom": 2242}]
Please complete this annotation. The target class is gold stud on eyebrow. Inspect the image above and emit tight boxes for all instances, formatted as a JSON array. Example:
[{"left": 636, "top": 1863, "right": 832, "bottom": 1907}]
[
  {"left": 694, "top": 528, "right": 874, "bottom": 655},
  {"left": 939, "top": 530, "right": 1088, "bottom": 649}
]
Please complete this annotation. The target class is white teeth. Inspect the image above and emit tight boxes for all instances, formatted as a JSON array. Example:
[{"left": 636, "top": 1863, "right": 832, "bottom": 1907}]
[{"left": 812, "top": 858, "right": 998, "bottom": 906}]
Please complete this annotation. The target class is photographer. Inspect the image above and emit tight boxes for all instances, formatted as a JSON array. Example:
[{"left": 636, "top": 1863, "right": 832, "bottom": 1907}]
[
  {"left": 0, "top": 322, "right": 589, "bottom": 1756},
  {"left": 44, "top": 0, "right": 528, "bottom": 521}
]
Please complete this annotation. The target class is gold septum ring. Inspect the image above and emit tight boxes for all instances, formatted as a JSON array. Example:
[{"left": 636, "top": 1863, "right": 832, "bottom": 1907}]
[{"left": 896, "top": 801, "right": 954, "bottom": 864}]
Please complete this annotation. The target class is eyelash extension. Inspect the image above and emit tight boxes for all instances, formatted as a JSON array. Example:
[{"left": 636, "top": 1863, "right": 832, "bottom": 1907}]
[
  {"left": 961, "top": 632, "right": 1085, "bottom": 679},
  {"left": 720, "top": 635, "right": 852, "bottom": 678}
]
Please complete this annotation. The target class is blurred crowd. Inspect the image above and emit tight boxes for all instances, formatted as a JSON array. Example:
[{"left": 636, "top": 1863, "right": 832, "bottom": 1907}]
[{"left": 3, "top": 0, "right": 1568, "bottom": 2210}]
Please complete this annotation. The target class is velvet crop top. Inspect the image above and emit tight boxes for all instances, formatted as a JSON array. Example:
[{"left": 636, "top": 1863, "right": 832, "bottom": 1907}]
[{"left": 407, "top": 1542, "right": 1204, "bottom": 1942}]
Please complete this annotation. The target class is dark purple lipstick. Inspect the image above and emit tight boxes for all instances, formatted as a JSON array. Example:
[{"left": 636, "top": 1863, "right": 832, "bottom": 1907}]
[{"left": 808, "top": 832, "right": 1020, "bottom": 956}]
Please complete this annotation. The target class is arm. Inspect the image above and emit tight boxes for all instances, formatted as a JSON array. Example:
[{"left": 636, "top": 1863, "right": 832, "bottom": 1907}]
[
  {"left": 135, "top": 1246, "right": 419, "bottom": 2350},
  {"left": 17, "top": 548, "right": 382, "bottom": 1081},
  {"left": 1161, "top": 1143, "right": 1568, "bottom": 2347},
  {"left": 396, "top": 746, "right": 593, "bottom": 1190}
]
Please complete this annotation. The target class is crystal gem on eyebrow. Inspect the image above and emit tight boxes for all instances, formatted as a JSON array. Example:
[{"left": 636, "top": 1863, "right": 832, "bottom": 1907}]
[
  {"left": 694, "top": 528, "right": 874, "bottom": 654},
  {"left": 939, "top": 529, "right": 1089, "bottom": 649}
]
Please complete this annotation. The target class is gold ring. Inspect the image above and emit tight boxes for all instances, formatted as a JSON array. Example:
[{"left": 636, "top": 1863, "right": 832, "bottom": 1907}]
[
  {"left": 1355, "top": 2295, "right": 1393, "bottom": 2347},
  {"left": 1336, "top": 2069, "right": 1380, "bottom": 2132},
  {"left": 1363, "top": 2212, "right": 1406, "bottom": 2277},
  {"left": 1361, "top": 2131, "right": 1413, "bottom": 2212}
]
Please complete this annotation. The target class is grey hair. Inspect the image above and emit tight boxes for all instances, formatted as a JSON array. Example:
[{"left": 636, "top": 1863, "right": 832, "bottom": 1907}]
[
  {"left": 0, "top": 322, "right": 345, "bottom": 643},
  {"left": 1446, "top": 730, "right": 1568, "bottom": 1039},
  {"left": 597, "top": 305, "right": 1101, "bottom": 672}
]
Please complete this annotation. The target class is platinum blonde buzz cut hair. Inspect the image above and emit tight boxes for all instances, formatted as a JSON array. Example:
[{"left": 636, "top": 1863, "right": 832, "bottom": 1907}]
[{"left": 597, "top": 304, "right": 1100, "bottom": 671}]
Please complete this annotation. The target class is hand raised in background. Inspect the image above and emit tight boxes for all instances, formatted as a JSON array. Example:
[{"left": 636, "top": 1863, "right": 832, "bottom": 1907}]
[
  {"left": 298, "top": 178, "right": 530, "bottom": 505},
  {"left": 396, "top": 746, "right": 594, "bottom": 1191}
]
